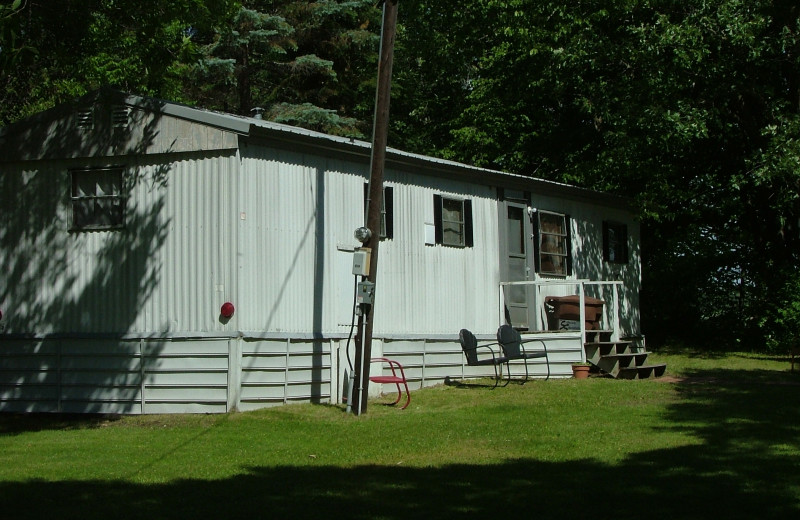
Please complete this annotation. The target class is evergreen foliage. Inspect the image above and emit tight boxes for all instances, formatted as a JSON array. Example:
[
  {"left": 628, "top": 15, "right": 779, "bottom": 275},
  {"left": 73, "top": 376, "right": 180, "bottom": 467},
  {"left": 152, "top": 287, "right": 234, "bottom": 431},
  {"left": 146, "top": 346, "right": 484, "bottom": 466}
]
[{"left": 190, "top": 0, "right": 378, "bottom": 135}]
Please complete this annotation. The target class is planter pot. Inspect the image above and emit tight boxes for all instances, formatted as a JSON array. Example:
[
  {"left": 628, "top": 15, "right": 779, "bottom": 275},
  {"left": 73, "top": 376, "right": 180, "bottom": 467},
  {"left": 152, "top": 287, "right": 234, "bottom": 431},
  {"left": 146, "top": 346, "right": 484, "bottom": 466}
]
[{"left": 572, "top": 364, "right": 591, "bottom": 379}]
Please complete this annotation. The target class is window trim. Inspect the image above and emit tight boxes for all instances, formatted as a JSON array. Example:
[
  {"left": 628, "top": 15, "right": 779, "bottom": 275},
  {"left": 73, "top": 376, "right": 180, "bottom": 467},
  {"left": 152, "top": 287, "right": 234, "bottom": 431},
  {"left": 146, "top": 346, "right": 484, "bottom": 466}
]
[
  {"left": 69, "top": 167, "right": 126, "bottom": 232},
  {"left": 433, "top": 194, "right": 473, "bottom": 248},
  {"left": 534, "top": 210, "right": 572, "bottom": 277}
]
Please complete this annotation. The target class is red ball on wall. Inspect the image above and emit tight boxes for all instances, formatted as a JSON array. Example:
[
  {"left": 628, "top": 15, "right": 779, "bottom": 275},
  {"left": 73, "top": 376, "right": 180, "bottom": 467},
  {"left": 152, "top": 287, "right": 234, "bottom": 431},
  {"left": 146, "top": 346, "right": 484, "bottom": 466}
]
[{"left": 220, "top": 302, "right": 235, "bottom": 318}]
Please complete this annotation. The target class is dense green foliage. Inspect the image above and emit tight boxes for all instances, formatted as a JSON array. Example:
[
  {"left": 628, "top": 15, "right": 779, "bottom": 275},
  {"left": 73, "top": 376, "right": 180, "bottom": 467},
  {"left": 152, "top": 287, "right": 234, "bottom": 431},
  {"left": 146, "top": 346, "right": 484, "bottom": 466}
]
[
  {"left": 1, "top": 0, "right": 799, "bottom": 350},
  {"left": 391, "top": 0, "right": 800, "bottom": 350},
  {"left": 188, "top": 0, "right": 378, "bottom": 136}
]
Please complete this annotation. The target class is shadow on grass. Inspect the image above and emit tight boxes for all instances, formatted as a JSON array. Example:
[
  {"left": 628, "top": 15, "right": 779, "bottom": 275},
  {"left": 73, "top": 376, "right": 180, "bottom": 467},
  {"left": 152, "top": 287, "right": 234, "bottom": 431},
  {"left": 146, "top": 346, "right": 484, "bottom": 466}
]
[
  {"left": 2, "top": 367, "right": 800, "bottom": 519},
  {"left": 0, "top": 414, "right": 123, "bottom": 435}
]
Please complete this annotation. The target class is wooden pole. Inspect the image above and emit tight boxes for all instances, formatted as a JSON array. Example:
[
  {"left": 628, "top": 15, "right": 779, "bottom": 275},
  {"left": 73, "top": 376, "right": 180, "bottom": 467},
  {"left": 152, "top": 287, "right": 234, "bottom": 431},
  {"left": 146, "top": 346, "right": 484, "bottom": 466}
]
[{"left": 352, "top": 0, "right": 399, "bottom": 415}]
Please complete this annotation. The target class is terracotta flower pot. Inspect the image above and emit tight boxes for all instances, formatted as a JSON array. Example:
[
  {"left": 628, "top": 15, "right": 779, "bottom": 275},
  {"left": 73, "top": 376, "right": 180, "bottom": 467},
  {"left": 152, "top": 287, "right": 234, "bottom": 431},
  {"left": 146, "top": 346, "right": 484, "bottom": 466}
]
[{"left": 572, "top": 364, "right": 590, "bottom": 379}]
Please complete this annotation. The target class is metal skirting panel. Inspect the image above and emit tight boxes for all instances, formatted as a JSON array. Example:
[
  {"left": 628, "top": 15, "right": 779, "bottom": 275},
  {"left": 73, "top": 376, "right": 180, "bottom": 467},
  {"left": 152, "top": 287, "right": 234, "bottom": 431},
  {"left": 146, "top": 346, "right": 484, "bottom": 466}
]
[
  {"left": 237, "top": 338, "right": 331, "bottom": 411},
  {"left": 368, "top": 334, "right": 581, "bottom": 396},
  {"left": 0, "top": 338, "right": 231, "bottom": 414},
  {"left": 141, "top": 339, "right": 229, "bottom": 414},
  {"left": 0, "top": 333, "right": 581, "bottom": 414}
]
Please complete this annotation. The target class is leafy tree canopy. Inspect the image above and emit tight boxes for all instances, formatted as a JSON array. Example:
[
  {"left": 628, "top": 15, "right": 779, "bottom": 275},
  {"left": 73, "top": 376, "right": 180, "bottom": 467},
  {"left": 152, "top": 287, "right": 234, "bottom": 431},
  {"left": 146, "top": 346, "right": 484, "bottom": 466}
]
[{"left": 391, "top": 0, "right": 800, "bottom": 348}]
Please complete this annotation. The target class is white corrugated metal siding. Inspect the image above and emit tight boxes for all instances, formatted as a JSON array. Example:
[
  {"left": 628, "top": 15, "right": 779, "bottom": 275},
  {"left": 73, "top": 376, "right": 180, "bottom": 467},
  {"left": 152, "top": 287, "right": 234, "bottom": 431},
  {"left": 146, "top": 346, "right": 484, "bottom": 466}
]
[
  {"left": 373, "top": 171, "right": 501, "bottom": 335},
  {"left": 238, "top": 145, "right": 504, "bottom": 337},
  {"left": 0, "top": 98, "right": 640, "bottom": 413},
  {"left": 0, "top": 152, "right": 240, "bottom": 337},
  {"left": 140, "top": 152, "right": 239, "bottom": 336}
]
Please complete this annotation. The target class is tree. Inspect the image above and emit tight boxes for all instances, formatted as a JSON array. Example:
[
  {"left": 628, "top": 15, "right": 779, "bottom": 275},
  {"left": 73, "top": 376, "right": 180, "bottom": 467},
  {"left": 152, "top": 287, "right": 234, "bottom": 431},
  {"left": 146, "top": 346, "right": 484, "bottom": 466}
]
[
  {"left": 0, "top": 0, "right": 232, "bottom": 125},
  {"left": 192, "top": 0, "right": 379, "bottom": 137},
  {"left": 392, "top": 0, "right": 800, "bottom": 349},
  {"left": 389, "top": 0, "right": 485, "bottom": 156}
]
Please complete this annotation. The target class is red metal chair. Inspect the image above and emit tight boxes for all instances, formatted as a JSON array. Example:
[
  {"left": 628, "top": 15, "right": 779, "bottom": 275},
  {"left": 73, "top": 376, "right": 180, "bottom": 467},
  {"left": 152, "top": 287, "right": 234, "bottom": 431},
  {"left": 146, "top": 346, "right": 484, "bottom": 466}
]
[{"left": 369, "top": 357, "right": 411, "bottom": 409}]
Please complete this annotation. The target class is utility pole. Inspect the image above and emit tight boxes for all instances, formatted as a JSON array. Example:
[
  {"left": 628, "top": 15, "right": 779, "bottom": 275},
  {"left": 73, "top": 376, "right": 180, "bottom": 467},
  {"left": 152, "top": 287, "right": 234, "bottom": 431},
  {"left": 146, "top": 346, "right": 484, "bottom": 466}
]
[{"left": 351, "top": 0, "right": 399, "bottom": 415}]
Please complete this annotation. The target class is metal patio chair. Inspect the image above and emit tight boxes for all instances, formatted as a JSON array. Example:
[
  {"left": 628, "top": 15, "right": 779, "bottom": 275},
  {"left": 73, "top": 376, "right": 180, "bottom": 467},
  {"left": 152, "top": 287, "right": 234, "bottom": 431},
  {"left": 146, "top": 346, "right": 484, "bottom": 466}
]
[
  {"left": 496, "top": 324, "right": 550, "bottom": 382},
  {"left": 369, "top": 357, "right": 411, "bottom": 409},
  {"left": 458, "top": 328, "right": 509, "bottom": 388}
]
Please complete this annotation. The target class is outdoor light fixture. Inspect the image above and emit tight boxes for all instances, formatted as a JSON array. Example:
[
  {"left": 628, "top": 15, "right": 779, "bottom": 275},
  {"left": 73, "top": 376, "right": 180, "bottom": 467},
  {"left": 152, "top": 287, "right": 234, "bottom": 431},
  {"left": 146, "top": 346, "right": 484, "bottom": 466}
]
[
  {"left": 220, "top": 302, "right": 235, "bottom": 319},
  {"left": 354, "top": 226, "right": 372, "bottom": 244}
]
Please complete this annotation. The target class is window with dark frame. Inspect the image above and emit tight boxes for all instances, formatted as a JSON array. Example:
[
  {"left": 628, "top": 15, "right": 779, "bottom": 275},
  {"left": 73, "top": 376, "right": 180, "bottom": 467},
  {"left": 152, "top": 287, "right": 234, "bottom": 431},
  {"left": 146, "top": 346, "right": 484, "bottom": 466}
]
[
  {"left": 536, "top": 210, "right": 571, "bottom": 276},
  {"left": 362, "top": 183, "right": 393, "bottom": 239},
  {"left": 433, "top": 194, "right": 473, "bottom": 247},
  {"left": 70, "top": 167, "right": 125, "bottom": 231},
  {"left": 603, "top": 221, "right": 628, "bottom": 264}
]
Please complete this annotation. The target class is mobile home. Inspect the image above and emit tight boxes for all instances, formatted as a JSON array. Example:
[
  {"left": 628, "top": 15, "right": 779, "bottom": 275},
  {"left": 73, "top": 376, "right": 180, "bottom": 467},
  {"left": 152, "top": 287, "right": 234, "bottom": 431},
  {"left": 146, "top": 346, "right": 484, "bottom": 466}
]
[{"left": 0, "top": 89, "right": 644, "bottom": 413}]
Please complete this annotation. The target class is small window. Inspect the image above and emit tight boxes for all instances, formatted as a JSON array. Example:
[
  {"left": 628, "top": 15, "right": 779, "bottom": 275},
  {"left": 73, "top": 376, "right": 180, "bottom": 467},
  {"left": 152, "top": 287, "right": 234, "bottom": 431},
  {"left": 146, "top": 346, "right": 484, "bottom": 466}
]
[
  {"left": 70, "top": 167, "right": 125, "bottom": 231},
  {"left": 603, "top": 221, "right": 628, "bottom": 264},
  {"left": 536, "top": 210, "right": 571, "bottom": 276},
  {"left": 433, "top": 194, "right": 473, "bottom": 247},
  {"left": 363, "top": 184, "right": 393, "bottom": 239}
]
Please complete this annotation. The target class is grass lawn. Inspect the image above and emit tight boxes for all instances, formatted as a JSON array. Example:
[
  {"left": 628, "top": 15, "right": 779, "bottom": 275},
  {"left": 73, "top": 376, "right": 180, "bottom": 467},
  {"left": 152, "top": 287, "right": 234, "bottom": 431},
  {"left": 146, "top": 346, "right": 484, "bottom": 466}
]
[{"left": 1, "top": 350, "right": 799, "bottom": 519}]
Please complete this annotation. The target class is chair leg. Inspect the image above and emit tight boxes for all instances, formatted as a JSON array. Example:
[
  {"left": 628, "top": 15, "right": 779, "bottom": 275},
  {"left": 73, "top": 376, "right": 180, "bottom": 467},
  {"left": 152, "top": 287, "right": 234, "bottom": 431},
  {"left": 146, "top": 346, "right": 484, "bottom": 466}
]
[
  {"left": 544, "top": 351, "right": 550, "bottom": 380},
  {"left": 399, "top": 379, "right": 411, "bottom": 410},
  {"left": 389, "top": 382, "right": 403, "bottom": 406},
  {"left": 491, "top": 364, "right": 500, "bottom": 388}
]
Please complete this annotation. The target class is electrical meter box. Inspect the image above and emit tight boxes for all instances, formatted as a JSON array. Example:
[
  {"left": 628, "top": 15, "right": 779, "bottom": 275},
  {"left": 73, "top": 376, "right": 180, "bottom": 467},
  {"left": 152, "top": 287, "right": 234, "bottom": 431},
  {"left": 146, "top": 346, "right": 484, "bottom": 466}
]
[
  {"left": 352, "top": 247, "right": 371, "bottom": 276},
  {"left": 357, "top": 281, "right": 375, "bottom": 306}
]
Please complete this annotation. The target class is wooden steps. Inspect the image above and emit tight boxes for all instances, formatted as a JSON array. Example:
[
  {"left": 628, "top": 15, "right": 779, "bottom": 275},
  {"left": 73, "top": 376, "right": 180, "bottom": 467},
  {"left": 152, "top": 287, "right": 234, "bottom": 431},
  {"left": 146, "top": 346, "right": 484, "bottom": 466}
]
[{"left": 584, "top": 330, "right": 666, "bottom": 380}]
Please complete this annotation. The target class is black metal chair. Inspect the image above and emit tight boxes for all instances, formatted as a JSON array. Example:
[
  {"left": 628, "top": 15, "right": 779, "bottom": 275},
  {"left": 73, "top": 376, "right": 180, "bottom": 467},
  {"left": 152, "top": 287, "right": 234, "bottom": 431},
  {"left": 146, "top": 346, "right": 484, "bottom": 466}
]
[
  {"left": 458, "top": 328, "right": 509, "bottom": 388},
  {"left": 496, "top": 324, "right": 550, "bottom": 382}
]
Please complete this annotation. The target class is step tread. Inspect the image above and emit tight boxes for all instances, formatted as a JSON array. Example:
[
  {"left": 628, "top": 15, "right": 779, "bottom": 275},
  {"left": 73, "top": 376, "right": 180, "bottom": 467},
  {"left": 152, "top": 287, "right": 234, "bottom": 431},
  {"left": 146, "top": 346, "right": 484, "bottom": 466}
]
[
  {"left": 617, "top": 363, "right": 668, "bottom": 379},
  {"left": 599, "top": 351, "right": 651, "bottom": 359},
  {"left": 585, "top": 340, "right": 634, "bottom": 346},
  {"left": 618, "top": 362, "right": 667, "bottom": 370}
]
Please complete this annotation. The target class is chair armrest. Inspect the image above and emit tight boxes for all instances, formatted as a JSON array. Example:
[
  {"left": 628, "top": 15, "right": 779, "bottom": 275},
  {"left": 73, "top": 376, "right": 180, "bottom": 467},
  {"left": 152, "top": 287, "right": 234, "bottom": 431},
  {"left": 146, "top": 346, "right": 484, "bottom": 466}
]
[
  {"left": 519, "top": 339, "right": 548, "bottom": 358},
  {"left": 371, "top": 357, "right": 407, "bottom": 380},
  {"left": 465, "top": 342, "right": 502, "bottom": 358}
]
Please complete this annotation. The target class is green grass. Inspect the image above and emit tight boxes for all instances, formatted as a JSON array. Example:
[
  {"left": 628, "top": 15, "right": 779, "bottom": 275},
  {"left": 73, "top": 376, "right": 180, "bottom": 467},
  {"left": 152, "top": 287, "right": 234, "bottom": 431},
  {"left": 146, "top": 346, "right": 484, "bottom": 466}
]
[{"left": 1, "top": 350, "right": 799, "bottom": 519}]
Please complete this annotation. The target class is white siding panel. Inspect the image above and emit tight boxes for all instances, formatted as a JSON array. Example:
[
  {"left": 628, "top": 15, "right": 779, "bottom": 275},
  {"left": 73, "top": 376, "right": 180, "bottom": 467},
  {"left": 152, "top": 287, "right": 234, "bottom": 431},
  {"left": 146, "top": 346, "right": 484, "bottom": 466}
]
[
  {"left": 0, "top": 152, "right": 239, "bottom": 336},
  {"left": 238, "top": 148, "right": 354, "bottom": 335},
  {"left": 1, "top": 163, "right": 71, "bottom": 335},
  {"left": 373, "top": 171, "right": 501, "bottom": 336},
  {"left": 146, "top": 153, "right": 239, "bottom": 336},
  {"left": 236, "top": 145, "right": 508, "bottom": 338}
]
